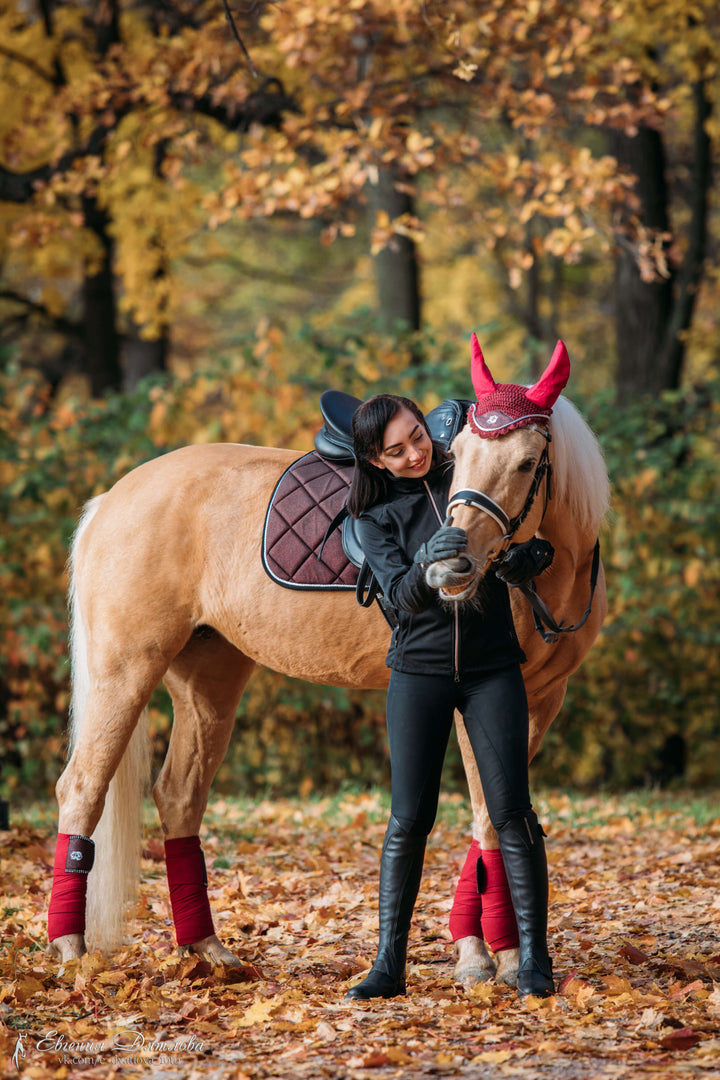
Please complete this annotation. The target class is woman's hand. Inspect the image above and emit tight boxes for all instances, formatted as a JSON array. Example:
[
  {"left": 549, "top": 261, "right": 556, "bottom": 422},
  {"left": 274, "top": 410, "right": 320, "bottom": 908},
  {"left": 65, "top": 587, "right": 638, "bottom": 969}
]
[
  {"left": 494, "top": 538, "right": 554, "bottom": 587},
  {"left": 414, "top": 526, "right": 468, "bottom": 567}
]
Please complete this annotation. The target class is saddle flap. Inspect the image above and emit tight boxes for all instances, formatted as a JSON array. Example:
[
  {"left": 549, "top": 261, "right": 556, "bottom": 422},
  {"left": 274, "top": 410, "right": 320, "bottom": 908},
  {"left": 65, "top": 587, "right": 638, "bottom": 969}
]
[
  {"left": 314, "top": 426, "right": 355, "bottom": 463},
  {"left": 341, "top": 513, "right": 366, "bottom": 570}
]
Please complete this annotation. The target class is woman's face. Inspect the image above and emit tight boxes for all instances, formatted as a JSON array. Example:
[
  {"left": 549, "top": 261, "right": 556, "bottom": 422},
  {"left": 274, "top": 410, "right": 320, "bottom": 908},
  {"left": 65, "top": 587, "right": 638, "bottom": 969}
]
[{"left": 370, "top": 406, "right": 433, "bottom": 479}]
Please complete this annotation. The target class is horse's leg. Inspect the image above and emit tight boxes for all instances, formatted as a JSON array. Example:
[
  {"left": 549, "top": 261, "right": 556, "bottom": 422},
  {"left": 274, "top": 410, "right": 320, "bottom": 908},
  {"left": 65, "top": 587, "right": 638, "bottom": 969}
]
[
  {"left": 153, "top": 629, "right": 254, "bottom": 967},
  {"left": 450, "top": 711, "right": 497, "bottom": 985},
  {"left": 48, "top": 654, "right": 168, "bottom": 962},
  {"left": 451, "top": 685, "right": 567, "bottom": 987}
]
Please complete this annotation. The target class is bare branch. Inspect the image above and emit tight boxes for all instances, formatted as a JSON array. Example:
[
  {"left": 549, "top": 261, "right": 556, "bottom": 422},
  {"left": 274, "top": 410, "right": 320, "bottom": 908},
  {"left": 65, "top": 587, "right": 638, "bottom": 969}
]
[
  {"left": 0, "top": 45, "right": 55, "bottom": 84},
  {"left": 221, "top": 0, "right": 259, "bottom": 79}
]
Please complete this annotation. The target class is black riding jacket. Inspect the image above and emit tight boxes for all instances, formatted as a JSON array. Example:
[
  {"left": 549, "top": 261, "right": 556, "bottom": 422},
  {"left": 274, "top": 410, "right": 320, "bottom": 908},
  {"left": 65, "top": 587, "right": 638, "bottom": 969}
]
[{"left": 356, "top": 460, "right": 526, "bottom": 678}]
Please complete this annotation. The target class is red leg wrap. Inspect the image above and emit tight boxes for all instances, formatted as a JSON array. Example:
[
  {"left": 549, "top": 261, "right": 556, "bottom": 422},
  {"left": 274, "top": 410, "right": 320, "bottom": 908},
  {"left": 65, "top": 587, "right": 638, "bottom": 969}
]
[
  {"left": 165, "top": 835, "right": 214, "bottom": 946},
  {"left": 47, "top": 833, "right": 95, "bottom": 941},
  {"left": 448, "top": 839, "right": 483, "bottom": 941},
  {"left": 480, "top": 848, "right": 519, "bottom": 953}
]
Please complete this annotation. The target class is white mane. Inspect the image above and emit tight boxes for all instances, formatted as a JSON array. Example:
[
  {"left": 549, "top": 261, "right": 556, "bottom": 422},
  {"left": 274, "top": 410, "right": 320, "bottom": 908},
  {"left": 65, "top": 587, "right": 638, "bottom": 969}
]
[{"left": 548, "top": 395, "right": 610, "bottom": 532}]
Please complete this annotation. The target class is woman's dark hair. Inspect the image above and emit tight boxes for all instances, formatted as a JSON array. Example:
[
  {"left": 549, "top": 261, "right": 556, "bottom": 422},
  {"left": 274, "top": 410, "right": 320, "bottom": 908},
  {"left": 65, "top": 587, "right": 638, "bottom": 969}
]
[{"left": 347, "top": 394, "right": 449, "bottom": 517}]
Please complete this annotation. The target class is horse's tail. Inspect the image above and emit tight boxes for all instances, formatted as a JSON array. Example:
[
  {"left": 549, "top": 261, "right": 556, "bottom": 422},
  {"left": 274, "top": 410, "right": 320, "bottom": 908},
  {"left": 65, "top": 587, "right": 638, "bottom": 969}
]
[{"left": 67, "top": 496, "right": 151, "bottom": 952}]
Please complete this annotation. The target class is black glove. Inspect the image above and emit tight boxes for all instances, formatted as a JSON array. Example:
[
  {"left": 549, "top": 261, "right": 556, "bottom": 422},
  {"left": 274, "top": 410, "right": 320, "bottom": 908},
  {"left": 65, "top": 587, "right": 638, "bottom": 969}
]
[
  {"left": 414, "top": 526, "right": 467, "bottom": 567},
  {"left": 494, "top": 538, "right": 554, "bottom": 587}
]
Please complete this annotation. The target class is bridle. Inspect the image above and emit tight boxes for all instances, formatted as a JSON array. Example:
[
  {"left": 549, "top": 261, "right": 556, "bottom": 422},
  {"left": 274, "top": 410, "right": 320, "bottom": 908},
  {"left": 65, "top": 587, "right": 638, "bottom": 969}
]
[
  {"left": 445, "top": 424, "right": 553, "bottom": 558},
  {"left": 442, "top": 421, "right": 601, "bottom": 643}
]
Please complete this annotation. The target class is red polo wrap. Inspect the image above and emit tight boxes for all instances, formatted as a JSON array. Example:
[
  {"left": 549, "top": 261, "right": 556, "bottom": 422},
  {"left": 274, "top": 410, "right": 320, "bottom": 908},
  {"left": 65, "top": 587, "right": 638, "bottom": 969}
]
[
  {"left": 479, "top": 848, "right": 519, "bottom": 952},
  {"left": 165, "top": 835, "right": 214, "bottom": 946},
  {"left": 449, "top": 841, "right": 519, "bottom": 952},
  {"left": 448, "top": 838, "right": 483, "bottom": 941},
  {"left": 47, "top": 833, "right": 94, "bottom": 941}
]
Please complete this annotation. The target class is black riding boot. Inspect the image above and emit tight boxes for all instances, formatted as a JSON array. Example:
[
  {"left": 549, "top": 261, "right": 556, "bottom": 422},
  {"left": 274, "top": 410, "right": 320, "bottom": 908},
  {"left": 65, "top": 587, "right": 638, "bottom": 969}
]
[
  {"left": 496, "top": 810, "right": 555, "bottom": 998},
  {"left": 345, "top": 816, "right": 426, "bottom": 1000}
]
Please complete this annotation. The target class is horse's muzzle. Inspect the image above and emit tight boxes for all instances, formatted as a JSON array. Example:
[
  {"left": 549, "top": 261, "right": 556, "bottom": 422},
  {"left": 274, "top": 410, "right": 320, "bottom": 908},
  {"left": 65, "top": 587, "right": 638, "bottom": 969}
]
[{"left": 425, "top": 555, "right": 479, "bottom": 601}]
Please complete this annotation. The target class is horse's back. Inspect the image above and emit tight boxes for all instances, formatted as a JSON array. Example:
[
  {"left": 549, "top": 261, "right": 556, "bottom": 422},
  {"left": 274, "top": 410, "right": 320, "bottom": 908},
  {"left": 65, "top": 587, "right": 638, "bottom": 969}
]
[{"left": 72, "top": 442, "right": 391, "bottom": 689}]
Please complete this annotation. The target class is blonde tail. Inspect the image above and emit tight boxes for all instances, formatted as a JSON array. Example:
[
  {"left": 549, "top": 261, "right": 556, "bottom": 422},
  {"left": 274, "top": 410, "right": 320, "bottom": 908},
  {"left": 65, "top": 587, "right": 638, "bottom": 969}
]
[{"left": 67, "top": 496, "right": 151, "bottom": 952}]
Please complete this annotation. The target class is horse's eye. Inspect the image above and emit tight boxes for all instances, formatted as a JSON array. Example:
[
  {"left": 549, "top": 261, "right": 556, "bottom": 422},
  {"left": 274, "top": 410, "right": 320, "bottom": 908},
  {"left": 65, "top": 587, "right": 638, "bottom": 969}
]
[{"left": 518, "top": 458, "right": 536, "bottom": 474}]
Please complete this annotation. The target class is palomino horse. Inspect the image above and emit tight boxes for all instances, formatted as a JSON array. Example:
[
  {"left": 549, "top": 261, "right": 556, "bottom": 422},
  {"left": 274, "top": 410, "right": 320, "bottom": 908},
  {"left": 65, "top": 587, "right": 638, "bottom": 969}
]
[{"left": 47, "top": 340, "right": 608, "bottom": 992}]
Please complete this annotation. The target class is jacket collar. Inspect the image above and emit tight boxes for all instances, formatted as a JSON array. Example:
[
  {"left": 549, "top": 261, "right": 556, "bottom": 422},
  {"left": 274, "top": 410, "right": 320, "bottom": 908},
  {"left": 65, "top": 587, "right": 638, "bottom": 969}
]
[{"left": 387, "top": 458, "right": 452, "bottom": 494}]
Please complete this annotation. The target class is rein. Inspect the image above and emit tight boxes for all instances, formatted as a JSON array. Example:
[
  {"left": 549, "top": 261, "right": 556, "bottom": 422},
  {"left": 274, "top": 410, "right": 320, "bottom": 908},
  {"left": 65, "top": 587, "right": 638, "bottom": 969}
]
[
  {"left": 443, "top": 423, "right": 601, "bottom": 644},
  {"left": 518, "top": 540, "right": 602, "bottom": 644}
]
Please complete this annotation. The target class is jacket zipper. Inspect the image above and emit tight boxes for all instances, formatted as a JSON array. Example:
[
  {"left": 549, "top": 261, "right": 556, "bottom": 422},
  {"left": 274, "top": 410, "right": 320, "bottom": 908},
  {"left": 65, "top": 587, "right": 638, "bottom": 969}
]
[{"left": 424, "top": 481, "right": 461, "bottom": 682}]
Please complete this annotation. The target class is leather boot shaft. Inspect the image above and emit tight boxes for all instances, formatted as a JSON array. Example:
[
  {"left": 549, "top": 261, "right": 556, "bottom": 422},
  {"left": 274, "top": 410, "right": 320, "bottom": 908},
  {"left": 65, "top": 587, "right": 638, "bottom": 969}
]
[
  {"left": 497, "top": 809, "right": 554, "bottom": 997},
  {"left": 346, "top": 816, "right": 426, "bottom": 999}
]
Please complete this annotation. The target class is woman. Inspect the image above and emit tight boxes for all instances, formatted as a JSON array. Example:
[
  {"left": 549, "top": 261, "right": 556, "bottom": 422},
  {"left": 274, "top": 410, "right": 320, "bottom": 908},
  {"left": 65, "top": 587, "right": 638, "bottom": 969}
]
[{"left": 345, "top": 393, "right": 554, "bottom": 1001}]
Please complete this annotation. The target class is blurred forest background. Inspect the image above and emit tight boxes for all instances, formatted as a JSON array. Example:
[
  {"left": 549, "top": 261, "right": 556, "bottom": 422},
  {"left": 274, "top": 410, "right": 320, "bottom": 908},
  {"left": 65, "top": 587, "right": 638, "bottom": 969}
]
[{"left": 1, "top": 0, "right": 719, "bottom": 804}]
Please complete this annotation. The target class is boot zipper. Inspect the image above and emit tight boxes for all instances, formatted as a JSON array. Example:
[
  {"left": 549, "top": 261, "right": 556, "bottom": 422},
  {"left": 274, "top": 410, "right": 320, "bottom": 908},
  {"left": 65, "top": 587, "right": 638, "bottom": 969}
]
[{"left": 424, "top": 481, "right": 460, "bottom": 682}]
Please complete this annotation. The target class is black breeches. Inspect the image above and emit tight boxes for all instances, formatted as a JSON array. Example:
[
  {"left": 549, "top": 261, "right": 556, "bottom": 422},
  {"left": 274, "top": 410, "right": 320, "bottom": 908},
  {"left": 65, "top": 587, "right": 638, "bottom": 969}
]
[{"left": 385, "top": 666, "right": 531, "bottom": 838}]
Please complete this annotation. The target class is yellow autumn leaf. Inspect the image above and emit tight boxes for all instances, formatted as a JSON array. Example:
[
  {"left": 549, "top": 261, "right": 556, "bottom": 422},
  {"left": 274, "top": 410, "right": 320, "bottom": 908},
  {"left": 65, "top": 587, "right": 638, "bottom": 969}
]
[
  {"left": 471, "top": 1049, "right": 513, "bottom": 1064},
  {"left": 234, "top": 993, "right": 286, "bottom": 1028}
]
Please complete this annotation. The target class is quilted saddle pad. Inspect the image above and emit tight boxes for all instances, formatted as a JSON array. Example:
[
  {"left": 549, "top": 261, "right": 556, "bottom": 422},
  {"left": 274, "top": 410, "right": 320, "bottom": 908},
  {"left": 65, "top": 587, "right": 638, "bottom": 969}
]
[{"left": 262, "top": 451, "right": 358, "bottom": 590}]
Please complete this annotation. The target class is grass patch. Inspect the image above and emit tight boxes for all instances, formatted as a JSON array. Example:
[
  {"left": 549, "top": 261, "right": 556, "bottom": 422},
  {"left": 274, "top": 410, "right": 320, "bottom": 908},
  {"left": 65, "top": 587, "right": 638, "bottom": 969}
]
[{"left": 8, "top": 786, "right": 720, "bottom": 838}]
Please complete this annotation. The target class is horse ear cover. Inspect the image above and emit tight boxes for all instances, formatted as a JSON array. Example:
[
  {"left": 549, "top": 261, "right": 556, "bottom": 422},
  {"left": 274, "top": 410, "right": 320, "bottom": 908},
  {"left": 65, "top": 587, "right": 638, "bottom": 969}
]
[
  {"left": 468, "top": 333, "right": 571, "bottom": 437},
  {"left": 526, "top": 340, "right": 570, "bottom": 409},
  {"left": 470, "top": 332, "right": 497, "bottom": 399},
  {"left": 471, "top": 333, "right": 569, "bottom": 410}
]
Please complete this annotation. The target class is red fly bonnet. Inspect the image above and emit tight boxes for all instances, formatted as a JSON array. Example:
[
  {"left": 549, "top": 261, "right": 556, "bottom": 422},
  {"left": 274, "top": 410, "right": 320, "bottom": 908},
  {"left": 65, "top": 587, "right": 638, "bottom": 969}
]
[{"left": 467, "top": 333, "right": 570, "bottom": 437}]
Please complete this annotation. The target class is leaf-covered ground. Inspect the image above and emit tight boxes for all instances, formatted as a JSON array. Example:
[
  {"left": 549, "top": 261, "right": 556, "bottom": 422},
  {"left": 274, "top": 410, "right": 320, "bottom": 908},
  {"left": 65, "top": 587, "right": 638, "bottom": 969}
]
[{"left": 2, "top": 790, "right": 720, "bottom": 1079}]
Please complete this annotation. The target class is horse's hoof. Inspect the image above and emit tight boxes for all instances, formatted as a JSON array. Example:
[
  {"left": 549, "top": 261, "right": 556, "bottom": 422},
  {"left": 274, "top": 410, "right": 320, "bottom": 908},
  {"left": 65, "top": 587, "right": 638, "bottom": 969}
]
[
  {"left": 456, "top": 963, "right": 496, "bottom": 988},
  {"left": 46, "top": 933, "right": 87, "bottom": 962},
  {"left": 184, "top": 934, "right": 244, "bottom": 967},
  {"left": 494, "top": 947, "right": 520, "bottom": 987},
  {"left": 453, "top": 937, "right": 496, "bottom": 987}
]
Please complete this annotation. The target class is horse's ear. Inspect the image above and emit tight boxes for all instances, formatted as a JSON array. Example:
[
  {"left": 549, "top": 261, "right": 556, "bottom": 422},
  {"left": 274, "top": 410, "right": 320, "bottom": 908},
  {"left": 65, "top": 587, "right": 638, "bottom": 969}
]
[
  {"left": 526, "top": 340, "right": 570, "bottom": 408},
  {"left": 470, "top": 332, "right": 497, "bottom": 399}
]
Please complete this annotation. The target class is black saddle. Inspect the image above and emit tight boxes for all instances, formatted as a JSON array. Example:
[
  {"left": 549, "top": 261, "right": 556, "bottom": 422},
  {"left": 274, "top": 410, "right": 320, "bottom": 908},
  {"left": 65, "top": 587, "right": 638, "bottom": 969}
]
[
  {"left": 314, "top": 390, "right": 473, "bottom": 462},
  {"left": 313, "top": 390, "right": 473, "bottom": 625},
  {"left": 314, "top": 390, "right": 359, "bottom": 463}
]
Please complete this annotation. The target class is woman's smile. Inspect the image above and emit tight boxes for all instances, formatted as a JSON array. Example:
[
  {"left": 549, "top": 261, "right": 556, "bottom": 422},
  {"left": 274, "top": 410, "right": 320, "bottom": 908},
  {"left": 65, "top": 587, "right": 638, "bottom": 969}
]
[{"left": 370, "top": 407, "right": 434, "bottom": 478}]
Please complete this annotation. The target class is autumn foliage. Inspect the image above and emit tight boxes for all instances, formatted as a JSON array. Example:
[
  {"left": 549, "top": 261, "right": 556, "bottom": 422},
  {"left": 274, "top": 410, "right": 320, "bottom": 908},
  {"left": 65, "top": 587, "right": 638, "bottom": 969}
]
[{"left": 2, "top": 0, "right": 719, "bottom": 398}]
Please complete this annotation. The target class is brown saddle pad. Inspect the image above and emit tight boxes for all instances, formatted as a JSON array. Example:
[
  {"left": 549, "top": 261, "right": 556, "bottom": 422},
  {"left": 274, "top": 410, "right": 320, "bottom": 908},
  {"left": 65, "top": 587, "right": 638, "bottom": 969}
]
[{"left": 262, "top": 451, "right": 358, "bottom": 590}]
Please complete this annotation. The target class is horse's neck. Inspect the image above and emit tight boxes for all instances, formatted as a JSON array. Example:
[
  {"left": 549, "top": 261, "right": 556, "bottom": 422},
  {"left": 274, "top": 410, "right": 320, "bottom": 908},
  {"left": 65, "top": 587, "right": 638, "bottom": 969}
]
[{"left": 540, "top": 497, "right": 597, "bottom": 563}]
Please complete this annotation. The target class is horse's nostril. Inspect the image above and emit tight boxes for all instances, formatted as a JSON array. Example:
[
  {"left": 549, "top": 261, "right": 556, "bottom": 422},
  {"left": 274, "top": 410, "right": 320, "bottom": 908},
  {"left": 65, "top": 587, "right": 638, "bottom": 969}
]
[{"left": 455, "top": 556, "right": 472, "bottom": 574}]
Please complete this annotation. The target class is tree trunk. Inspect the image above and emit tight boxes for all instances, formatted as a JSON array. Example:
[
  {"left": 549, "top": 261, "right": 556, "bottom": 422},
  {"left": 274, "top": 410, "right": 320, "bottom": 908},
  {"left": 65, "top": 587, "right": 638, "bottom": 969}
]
[
  {"left": 123, "top": 324, "right": 168, "bottom": 391},
  {"left": 612, "top": 77, "right": 712, "bottom": 399},
  {"left": 82, "top": 199, "right": 122, "bottom": 396},
  {"left": 611, "top": 124, "right": 674, "bottom": 399},
  {"left": 368, "top": 168, "right": 421, "bottom": 336},
  {"left": 654, "top": 77, "right": 712, "bottom": 391}
]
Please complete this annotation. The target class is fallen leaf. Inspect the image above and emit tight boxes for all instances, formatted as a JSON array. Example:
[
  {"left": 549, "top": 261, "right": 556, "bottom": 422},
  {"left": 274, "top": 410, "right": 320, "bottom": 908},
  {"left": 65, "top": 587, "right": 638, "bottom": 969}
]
[
  {"left": 619, "top": 942, "right": 651, "bottom": 964},
  {"left": 659, "top": 1027, "right": 702, "bottom": 1051},
  {"left": 233, "top": 993, "right": 286, "bottom": 1028}
]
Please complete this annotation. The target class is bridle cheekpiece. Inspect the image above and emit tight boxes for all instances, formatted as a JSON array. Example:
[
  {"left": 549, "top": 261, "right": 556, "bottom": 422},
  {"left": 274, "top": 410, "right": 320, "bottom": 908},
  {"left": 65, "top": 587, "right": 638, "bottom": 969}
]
[
  {"left": 446, "top": 424, "right": 553, "bottom": 552},
  {"left": 441, "top": 332, "right": 602, "bottom": 644},
  {"left": 445, "top": 333, "right": 570, "bottom": 554}
]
